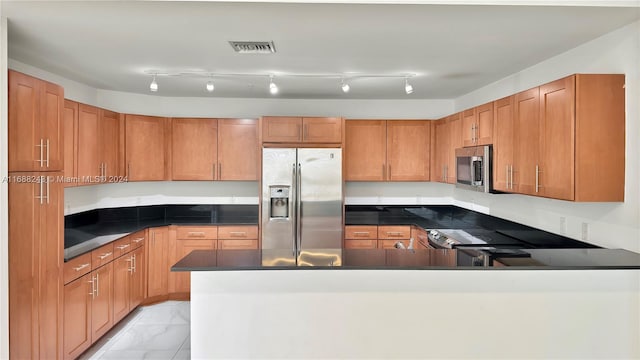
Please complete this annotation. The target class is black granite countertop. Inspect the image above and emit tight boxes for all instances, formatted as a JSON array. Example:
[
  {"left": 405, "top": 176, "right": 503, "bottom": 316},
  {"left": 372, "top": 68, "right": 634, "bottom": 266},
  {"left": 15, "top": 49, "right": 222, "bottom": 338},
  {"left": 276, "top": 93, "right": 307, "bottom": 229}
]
[
  {"left": 171, "top": 248, "right": 640, "bottom": 271},
  {"left": 345, "top": 205, "right": 597, "bottom": 249},
  {"left": 64, "top": 204, "right": 258, "bottom": 261}
]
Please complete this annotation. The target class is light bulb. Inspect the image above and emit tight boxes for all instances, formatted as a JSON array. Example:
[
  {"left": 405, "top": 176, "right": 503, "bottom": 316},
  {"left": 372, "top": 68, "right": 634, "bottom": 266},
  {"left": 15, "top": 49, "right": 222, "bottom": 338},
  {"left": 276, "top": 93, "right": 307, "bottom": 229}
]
[
  {"left": 341, "top": 80, "right": 350, "bottom": 93},
  {"left": 149, "top": 75, "right": 158, "bottom": 92},
  {"left": 404, "top": 78, "right": 413, "bottom": 95},
  {"left": 269, "top": 76, "right": 278, "bottom": 95},
  {"left": 206, "top": 80, "right": 215, "bottom": 92}
]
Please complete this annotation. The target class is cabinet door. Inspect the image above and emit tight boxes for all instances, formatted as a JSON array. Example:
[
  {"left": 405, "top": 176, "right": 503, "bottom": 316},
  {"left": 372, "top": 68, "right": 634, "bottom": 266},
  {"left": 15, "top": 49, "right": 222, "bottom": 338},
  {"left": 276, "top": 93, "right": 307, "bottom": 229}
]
[
  {"left": 493, "top": 96, "right": 515, "bottom": 192},
  {"left": 63, "top": 100, "right": 78, "bottom": 186},
  {"left": 344, "top": 225, "right": 377, "bottom": 240},
  {"left": 462, "top": 109, "right": 476, "bottom": 147},
  {"left": 432, "top": 119, "right": 449, "bottom": 183},
  {"left": 539, "top": 76, "right": 575, "bottom": 200},
  {"left": 90, "top": 263, "right": 114, "bottom": 341},
  {"left": 174, "top": 239, "right": 216, "bottom": 293},
  {"left": 218, "top": 119, "right": 258, "bottom": 180},
  {"left": 262, "top": 116, "right": 302, "bottom": 142},
  {"left": 302, "top": 117, "right": 342, "bottom": 143},
  {"left": 447, "top": 114, "right": 462, "bottom": 184},
  {"left": 513, "top": 88, "right": 540, "bottom": 195},
  {"left": 100, "top": 109, "right": 120, "bottom": 179},
  {"left": 125, "top": 114, "right": 167, "bottom": 181},
  {"left": 475, "top": 102, "right": 493, "bottom": 146},
  {"left": 9, "top": 70, "right": 40, "bottom": 172},
  {"left": 171, "top": 118, "right": 218, "bottom": 180},
  {"left": 344, "top": 239, "right": 377, "bottom": 249},
  {"left": 344, "top": 120, "right": 386, "bottom": 181},
  {"left": 77, "top": 104, "right": 100, "bottom": 184},
  {"left": 386, "top": 121, "right": 430, "bottom": 181},
  {"left": 129, "top": 246, "right": 146, "bottom": 309},
  {"left": 63, "top": 274, "right": 92, "bottom": 360},
  {"left": 112, "top": 256, "right": 131, "bottom": 323},
  {"left": 218, "top": 239, "right": 258, "bottom": 250},
  {"left": 147, "top": 227, "right": 169, "bottom": 298},
  {"left": 40, "top": 80, "right": 64, "bottom": 171}
]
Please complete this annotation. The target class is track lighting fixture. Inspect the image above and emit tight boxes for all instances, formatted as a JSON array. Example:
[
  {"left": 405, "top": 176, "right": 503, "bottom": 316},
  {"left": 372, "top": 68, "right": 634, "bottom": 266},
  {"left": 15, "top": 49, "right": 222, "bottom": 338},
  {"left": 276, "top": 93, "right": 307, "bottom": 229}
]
[
  {"left": 149, "top": 74, "right": 158, "bottom": 92},
  {"left": 269, "top": 75, "right": 278, "bottom": 95},
  {"left": 341, "top": 78, "right": 350, "bottom": 93},
  {"left": 404, "top": 77, "right": 413, "bottom": 95},
  {"left": 206, "top": 80, "right": 215, "bottom": 92}
]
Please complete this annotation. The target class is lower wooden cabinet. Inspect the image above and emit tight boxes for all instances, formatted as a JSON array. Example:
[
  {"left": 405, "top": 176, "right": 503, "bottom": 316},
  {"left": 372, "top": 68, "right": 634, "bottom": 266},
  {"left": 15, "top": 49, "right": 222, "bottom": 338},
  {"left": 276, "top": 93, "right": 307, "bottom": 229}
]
[
  {"left": 63, "top": 274, "right": 93, "bottom": 360},
  {"left": 147, "top": 227, "right": 169, "bottom": 298},
  {"left": 113, "top": 245, "right": 146, "bottom": 323},
  {"left": 130, "top": 246, "right": 146, "bottom": 309},
  {"left": 344, "top": 225, "right": 426, "bottom": 250},
  {"left": 90, "top": 263, "right": 114, "bottom": 341},
  {"left": 173, "top": 239, "right": 217, "bottom": 293}
]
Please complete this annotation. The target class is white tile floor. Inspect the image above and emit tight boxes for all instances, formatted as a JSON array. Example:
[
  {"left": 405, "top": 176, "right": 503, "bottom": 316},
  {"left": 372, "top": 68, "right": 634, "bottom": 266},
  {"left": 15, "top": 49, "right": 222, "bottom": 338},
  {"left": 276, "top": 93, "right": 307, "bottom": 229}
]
[{"left": 79, "top": 301, "right": 190, "bottom": 360}]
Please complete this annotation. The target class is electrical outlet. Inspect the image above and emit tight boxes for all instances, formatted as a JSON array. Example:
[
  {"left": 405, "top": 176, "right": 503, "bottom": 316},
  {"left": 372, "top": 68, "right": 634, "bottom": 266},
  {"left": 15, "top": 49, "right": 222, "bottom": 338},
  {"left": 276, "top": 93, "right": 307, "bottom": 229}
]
[
  {"left": 559, "top": 217, "right": 567, "bottom": 234},
  {"left": 581, "top": 222, "right": 589, "bottom": 241}
]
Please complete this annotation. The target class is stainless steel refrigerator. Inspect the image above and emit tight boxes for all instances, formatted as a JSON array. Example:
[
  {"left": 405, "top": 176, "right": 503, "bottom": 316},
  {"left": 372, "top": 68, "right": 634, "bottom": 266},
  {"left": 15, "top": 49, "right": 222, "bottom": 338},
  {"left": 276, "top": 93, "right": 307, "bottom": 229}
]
[{"left": 262, "top": 148, "right": 343, "bottom": 256}]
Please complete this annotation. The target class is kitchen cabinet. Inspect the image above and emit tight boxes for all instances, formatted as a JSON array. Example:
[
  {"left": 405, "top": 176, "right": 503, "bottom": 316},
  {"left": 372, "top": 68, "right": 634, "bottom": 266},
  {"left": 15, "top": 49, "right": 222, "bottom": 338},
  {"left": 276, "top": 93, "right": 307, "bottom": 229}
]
[
  {"left": 345, "top": 120, "right": 430, "bottom": 181},
  {"left": 386, "top": 121, "right": 431, "bottom": 181},
  {"left": 147, "top": 227, "right": 170, "bottom": 298},
  {"left": 171, "top": 118, "right": 218, "bottom": 180},
  {"left": 492, "top": 96, "right": 515, "bottom": 192},
  {"left": 90, "top": 262, "right": 114, "bottom": 341},
  {"left": 9, "top": 172, "right": 63, "bottom": 360},
  {"left": 99, "top": 108, "right": 120, "bottom": 180},
  {"left": 218, "top": 225, "right": 259, "bottom": 249},
  {"left": 173, "top": 239, "right": 217, "bottom": 293},
  {"left": 344, "top": 120, "right": 387, "bottom": 181},
  {"left": 63, "top": 100, "right": 78, "bottom": 187},
  {"left": 262, "top": 116, "right": 342, "bottom": 144},
  {"left": 170, "top": 226, "right": 218, "bottom": 294},
  {"left": 125, "top": 114, "right": 168, "bottom": 181},
  {"left": 446, "top": 113, "right": 462, "bottom": 184},
  {"left": 63, "top": 273, "right": 92, "bottom": 360},
  {"left": 9, "top": 70, "right": 64, "bottom": 172},
  {"left": 218, "top": 119, "right": 259, "bottom": 180},
  {"left": 77, "top": 103, "right": 101, "bottom": 185},
  {"left": 129, "top": 246, "right": 146, "bottom": 309},
  {"left": 431, "top": 119, "right": 449, "bottom": 183},
  {"left": 462, "top": 103, "right": 493, "bottom": 147},
  {"left": 344, "top": 225, "right": 414, "bottom": 249},
  {"left": 513, "top": 87, "right": 540, "bottom": 195},
  {"left": 113, "top": 237, "right": 145, "bottom": 323},
  {"left": 411, "top": 226, "right": 432, "bottom": 249}
]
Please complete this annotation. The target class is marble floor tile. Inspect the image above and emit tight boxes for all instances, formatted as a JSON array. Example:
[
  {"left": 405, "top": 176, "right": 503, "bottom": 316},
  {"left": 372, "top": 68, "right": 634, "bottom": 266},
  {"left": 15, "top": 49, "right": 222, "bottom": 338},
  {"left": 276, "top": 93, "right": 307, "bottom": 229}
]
[
  {"left": 98, "top": 350, "right": 177, "bottom": 360},
  {"left": 107, "top": 324, "right": 190, "bottom": 351},
  {"left": 171, "top": 350, "right": 190, "bottom": 360},
  {"left": 135, "top": 304, "right": 190, "bottom": 325},
  {"left": 179, "top": 335, "right": 190, "bottom": 350}
]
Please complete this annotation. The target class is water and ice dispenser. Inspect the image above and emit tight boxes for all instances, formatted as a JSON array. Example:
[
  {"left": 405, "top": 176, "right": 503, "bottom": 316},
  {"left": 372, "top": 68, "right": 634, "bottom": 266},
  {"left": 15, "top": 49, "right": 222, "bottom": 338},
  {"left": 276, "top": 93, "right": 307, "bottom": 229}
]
[{"left": 269, "top": 185, "right": 290, "bottom": 219}]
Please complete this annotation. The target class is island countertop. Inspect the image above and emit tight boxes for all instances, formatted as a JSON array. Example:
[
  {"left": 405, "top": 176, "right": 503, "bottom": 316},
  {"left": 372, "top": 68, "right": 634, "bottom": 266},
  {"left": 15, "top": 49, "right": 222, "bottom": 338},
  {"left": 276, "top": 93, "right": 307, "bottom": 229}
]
[{"left": 171, "top": 248, "right": 640, "bottom": 271}]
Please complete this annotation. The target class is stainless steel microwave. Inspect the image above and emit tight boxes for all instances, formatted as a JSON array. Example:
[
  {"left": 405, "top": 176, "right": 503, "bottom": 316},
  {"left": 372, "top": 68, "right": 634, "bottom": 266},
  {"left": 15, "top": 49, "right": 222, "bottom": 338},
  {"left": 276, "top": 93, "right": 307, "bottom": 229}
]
[{"left": 455, "top": 145, "right": 493, "bottom": 193}]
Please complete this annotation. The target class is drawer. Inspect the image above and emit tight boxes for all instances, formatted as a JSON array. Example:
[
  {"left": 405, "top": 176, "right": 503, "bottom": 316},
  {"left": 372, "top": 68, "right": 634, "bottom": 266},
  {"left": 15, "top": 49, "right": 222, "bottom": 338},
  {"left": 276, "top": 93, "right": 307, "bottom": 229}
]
[
  {"left": 377, "top": 225, "right": 411, "bottom": 239},
  {"left": 176, "top": 226, "right": 218, "bottom": 240},
  {"left": 344, "top": 225, "right": 377, "bottom": 240},
  {"left": 411, "top": 227, "right": 430, "bottom": 247},
  {"left": 64, "top": 252, "right": 92, "bottom": 284},
  {"left": 218, "top": 239, "right": 258, "bottom": 250},
  {"left": 344, "top": 239, "right": 377, "bottom": 249},
  {"left": 129, "top": 230, "right": 146, "bottom": 249},
  {"left": 91, "top": 243, "right": 115, "bottom": 269},
  {"left": 218, "top": 226, "right": 258, "bottom": 240},
  {"left": 112, "top": 236, "right": 132, "bottom": 258},
  {"left": 378, "top": 239, "right": 411, "bottom": 249}
]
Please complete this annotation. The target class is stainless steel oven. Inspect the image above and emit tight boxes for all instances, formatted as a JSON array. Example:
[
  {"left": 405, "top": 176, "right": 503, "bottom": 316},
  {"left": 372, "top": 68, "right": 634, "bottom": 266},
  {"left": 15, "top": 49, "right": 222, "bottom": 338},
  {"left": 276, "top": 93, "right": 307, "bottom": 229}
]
[{"left": 455, "top": 145, "right": 492, "bottom": 193}]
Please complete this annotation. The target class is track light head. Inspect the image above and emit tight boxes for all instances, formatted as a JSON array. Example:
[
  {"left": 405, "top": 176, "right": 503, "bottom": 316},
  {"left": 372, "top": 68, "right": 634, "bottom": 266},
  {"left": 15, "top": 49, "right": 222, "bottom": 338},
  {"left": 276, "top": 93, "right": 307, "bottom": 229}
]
[
  {"left": 269, "top": 75, "right": 278, "bottom": 95},
  {"left": 149, "top": 75, "right": 158, "bottom": 92},
  {"left": 404, "top": 77, "right": 413, "bottom": 95},
  {"left": 341, "top": 79, "right": 350, "bottom": 93},
  {"left": 206, "top": 80, "right": 215, "bottom": 92}
]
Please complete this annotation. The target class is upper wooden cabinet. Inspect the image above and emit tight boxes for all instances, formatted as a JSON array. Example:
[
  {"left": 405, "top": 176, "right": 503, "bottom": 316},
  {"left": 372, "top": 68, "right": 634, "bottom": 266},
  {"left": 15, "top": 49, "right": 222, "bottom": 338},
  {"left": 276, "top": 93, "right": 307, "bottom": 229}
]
[
  {"left": 63, "top": 100, "right": 78, "bottom": 187},
  {"left": 345, "top": 120, "right": 431, "bottom": 181},
  {"left": 218, "top": 119, "right": 259, "bottom": 180},
  {"left": 492, "top": 74, "right": 625, "bottom": 201},
  {"left": 125, "top": 114, "right": 168, "bottom": 181},
  {"left": 262, "top": 116, "right": 342, "bottom": 144},
  {"left": 447, "top": 113, "right": 462, "bottom": 184},
  {"left": 9, "top": 70, "right": 64, "bottom": 172},
  {"left": 431, "top": 119, "right": 448, "bottom": 183},
  {"left": 77, "top": 104, "right": 101, "bottom": 184},
  {"left": 99, "top": 109, "right": 120, "bottom": 179},
  {"left": 171, "top": 118, "right": 218, "bottom": 180},
  {"left": 462, "top": 103, "right": 493, "bottom": 147}
]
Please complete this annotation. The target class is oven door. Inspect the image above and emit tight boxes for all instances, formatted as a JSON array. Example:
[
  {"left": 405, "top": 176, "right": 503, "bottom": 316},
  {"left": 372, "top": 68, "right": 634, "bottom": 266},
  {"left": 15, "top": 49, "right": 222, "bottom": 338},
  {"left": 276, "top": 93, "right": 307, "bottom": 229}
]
[{"left": 456, "top": 248, "right": 489, "bottom": 267}]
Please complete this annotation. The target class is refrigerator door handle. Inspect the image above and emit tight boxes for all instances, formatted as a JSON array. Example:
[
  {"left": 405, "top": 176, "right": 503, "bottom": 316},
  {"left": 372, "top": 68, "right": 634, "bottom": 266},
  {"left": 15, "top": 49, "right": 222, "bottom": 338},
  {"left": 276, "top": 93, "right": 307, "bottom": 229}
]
[
  {"left": 296, "top": 162, "right": 302, "bottom": 255},
  {"left": 292, "top": 163, "right": 297, "bottom": 257}
]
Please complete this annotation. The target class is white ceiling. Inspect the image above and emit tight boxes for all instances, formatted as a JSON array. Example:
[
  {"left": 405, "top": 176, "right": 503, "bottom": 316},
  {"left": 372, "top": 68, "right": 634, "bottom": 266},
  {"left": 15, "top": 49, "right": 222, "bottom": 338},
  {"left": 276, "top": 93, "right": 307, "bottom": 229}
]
[{"left": 3, "top": 1, "right": 639, "bottom": 99}]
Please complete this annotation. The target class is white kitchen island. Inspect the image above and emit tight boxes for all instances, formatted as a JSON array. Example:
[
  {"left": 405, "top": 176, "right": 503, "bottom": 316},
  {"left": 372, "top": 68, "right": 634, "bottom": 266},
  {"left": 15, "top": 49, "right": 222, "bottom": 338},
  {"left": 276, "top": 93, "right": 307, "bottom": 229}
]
[{"left": 177, "top": 249, "right": 640, "bottom": 359}]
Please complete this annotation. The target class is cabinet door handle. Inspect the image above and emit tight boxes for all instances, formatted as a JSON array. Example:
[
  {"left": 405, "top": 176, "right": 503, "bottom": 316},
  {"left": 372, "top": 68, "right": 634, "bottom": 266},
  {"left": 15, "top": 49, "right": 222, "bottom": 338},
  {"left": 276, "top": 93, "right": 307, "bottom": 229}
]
[
  {"left": 353, "top": 231, "right": 370, "bottom": 236},
  {"left": 213, "top": 163, "right": 216, "bottom": 180},
  {"left": 36, "top": 138, "right": 44, "bottom": 167},
  {"left": 510, "top": 165, "right": 514, "bottom": 190},
  {"left": 99, "top": 252, "right": 113, "bottom": 260},
  {"left": 132, "top": 237, "right": 144, "bottom": 243},
  {"left": 45, "top": 138, "right": 50, "bottom": 167},
  {"left": 386, "top": 232, "right": 404, "bottom": 237},
  {"left": 88, "top": 276, "right": 95, "bottom": 298},
  {"left": 73, "top": 263, "right": 90, "bottom": 272},
  {"left": 36, "top": 178, "right": 44, "bottom": 205},
  {"left": 229, "top": 231, "right": 247, "bottom": 237},
  {"left": 127, "top": 162, "right": 131, "bottom": 179},
  {"left": 95, "top": 272, "right": 99, "bottom": 297},
  {"left": 133, "top": 254, "right": 136, "bottom": 273},
  {"left": 218, "top": 163, "right": 222, "bottom": 179},
  {"left": 117, "top": 244, "right": 130, "bottom": 250},
  {"left": 45, "top": 176, "right": 50, "bottom": 204},
  {"left": 188, "top": 231, "right": 205, "bottom": 237},
  {"left": 535, "top": 165, "right": 541, "bottom": 193}
]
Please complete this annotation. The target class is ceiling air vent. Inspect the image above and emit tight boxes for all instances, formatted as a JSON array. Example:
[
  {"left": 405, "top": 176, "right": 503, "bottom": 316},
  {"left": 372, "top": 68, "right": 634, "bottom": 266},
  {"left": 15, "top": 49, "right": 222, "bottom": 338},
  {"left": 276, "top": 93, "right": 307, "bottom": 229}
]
[{"left": 229, "top": 41, "right": 276, "bottom": 54}]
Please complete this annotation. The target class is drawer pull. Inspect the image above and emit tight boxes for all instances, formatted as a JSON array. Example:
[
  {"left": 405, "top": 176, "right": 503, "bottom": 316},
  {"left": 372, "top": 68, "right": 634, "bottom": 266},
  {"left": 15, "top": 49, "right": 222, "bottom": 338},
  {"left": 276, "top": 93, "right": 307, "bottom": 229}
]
[
  {"left": 98, "top": 252, "right": 113, "bottom": 260},
  {"left": 386, "top": 232, "right": 404, "bottom": 237},
  {"left": 229, "top": 231, "right": 247, "bottom": 237},
  {"left": 188, "top": 231, "right": 206, "bottom": 237},
  {"left": 353, "top": 231, "right": 370, "bottom": 236},
  {"left": 73, "top": 263, "right": 90, "bottom": 272},
  {"left": 116, "top": 244, "right": 130, "bottom": 250},
  {"left": 132, "top": 237, "right": 144, "bottom": 243}
]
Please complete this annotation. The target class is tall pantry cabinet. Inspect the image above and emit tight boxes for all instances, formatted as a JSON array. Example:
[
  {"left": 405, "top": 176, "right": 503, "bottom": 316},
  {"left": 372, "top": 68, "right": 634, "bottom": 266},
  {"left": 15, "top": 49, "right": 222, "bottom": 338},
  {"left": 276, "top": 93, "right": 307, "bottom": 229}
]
[{"left": 8, "top": 70, "right": 64, "bottom": 359}]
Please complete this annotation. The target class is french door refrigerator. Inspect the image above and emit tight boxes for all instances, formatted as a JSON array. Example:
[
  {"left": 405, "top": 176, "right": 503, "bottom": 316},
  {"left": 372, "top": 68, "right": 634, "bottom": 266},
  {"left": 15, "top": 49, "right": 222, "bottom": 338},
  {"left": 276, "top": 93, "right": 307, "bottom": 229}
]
[{"left": 262, "top": 148, "right": 343, "bottom": 256}]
